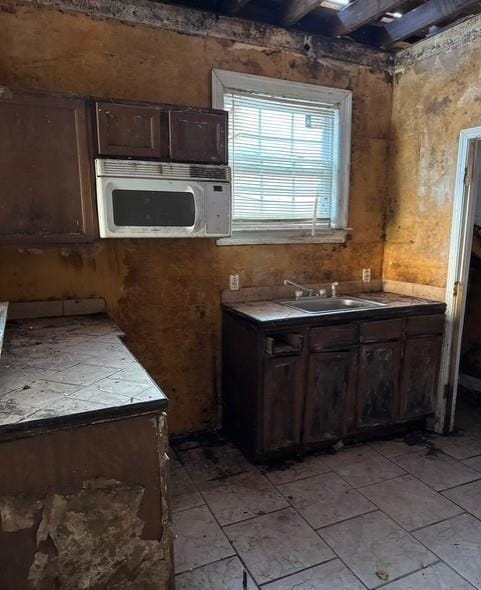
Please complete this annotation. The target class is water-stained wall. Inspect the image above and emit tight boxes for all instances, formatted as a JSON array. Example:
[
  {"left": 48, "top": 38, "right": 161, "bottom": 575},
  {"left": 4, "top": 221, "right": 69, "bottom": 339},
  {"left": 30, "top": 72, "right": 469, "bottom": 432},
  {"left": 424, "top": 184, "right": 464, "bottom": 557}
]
[
  {"left": 384, "top": 17, "right": 481, "bottom": 288},
  {"left": 0, "top": 2, "right": 392, "bottom": 433}
]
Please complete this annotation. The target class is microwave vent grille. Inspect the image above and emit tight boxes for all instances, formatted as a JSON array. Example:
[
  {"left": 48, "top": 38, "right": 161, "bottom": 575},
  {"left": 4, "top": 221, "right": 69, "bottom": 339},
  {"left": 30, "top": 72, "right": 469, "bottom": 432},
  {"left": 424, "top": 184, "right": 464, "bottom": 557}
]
[{"left": 97, "top": 159, "right": 230, "bottom": 181}]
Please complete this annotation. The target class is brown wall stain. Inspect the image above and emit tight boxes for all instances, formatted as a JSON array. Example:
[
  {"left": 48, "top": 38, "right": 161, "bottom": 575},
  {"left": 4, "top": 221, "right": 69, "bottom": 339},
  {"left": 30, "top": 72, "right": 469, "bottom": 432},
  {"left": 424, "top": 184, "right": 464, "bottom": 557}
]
[
  {"left": 384, "top": 40, "right": 481, "bottom": 288},
  {"left": 0, "top": 5, "right": 392, "bottom": 433}
]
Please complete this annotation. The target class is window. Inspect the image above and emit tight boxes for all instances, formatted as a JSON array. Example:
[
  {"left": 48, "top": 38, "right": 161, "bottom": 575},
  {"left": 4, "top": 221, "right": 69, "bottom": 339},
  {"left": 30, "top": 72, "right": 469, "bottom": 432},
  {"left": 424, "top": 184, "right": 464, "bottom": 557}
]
[{"left": 212, "top": 70, "right": 352, "bottom": 244}]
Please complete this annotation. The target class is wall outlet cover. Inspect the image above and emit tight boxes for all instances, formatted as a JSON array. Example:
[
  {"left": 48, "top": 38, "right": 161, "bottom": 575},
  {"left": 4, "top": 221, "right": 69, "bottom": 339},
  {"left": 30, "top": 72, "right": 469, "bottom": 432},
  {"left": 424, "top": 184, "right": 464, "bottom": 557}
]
[{"left": 229, "top": 274, "right": 240, "bottom": 291}]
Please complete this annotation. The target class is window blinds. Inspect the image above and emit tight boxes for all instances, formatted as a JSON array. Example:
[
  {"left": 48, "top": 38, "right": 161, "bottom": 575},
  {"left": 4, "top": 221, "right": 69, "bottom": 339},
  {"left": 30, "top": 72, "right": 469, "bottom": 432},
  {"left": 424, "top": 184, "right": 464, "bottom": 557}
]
[{"left": 224, "top": 90, "right": 340, "bottom": 231}]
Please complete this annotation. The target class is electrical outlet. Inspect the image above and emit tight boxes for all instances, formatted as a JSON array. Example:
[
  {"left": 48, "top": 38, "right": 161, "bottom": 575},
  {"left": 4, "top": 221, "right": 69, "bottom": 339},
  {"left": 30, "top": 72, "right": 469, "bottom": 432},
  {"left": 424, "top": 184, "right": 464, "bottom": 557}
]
[
  {"left": 229, "top": 274, "right": 240, "bottom": 291},
  {"left": 362, "top": 268, "right": 372, "bottom": 283}
]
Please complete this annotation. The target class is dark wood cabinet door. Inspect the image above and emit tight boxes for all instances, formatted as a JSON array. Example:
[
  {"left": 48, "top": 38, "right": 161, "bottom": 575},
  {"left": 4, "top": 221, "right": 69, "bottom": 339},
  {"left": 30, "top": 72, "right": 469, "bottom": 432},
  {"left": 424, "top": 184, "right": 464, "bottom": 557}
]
[
  {"left": 169, "top": 110, "right": 227, "bottom": 164},
  {"left": 400, "top": 336, "right": 442, "bottom": 419},
  {"left": 304, "top": 351, "right": 357, "bottom": 444},
  {"left": 357, "top": 342, "right": 401, "bottom": 428},
  {"left": 0, "top": 92, "right": 96, "bottom": 243},
  {"left": 263, "top": 355, "right": 303, "bottom": 453},
  {"left": 96, "top": 102, "right": 168, "bottom": 158}
]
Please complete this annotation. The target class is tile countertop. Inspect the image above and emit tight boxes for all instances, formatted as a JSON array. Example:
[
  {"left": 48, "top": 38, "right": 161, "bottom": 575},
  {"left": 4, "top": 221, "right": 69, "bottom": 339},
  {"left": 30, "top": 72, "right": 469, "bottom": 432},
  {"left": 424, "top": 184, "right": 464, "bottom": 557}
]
[
  {"left": 223, "top": 291, "right": 447, "bottom": 326},
  {"left": 0, "top": 314, "right": 168, "bottom": 441}
]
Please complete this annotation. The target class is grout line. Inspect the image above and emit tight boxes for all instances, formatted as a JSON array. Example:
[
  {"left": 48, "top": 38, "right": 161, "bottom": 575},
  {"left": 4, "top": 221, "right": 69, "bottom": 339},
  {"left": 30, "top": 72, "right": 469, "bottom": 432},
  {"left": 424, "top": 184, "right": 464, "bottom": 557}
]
[
  {"left": 408, "top": 512, "right": 467, "bottom": 534},
  {"left": 273, "top": 474, "right": 369, "bottom": 589},
  {"left": 255, "top": 557, "right": 344, "bottom": 588}
]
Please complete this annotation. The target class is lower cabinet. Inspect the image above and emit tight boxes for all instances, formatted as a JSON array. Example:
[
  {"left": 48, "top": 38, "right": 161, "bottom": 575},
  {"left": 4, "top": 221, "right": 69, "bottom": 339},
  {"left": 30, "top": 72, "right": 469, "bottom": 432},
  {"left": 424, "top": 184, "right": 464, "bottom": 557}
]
[
  {"left": 357, "top": 342, "right": 401, "bottom": 428},
  {"left": 263, "top": 355, "right": 304, "bottom": 453},
  {"left": 222, "top": 310, "right": 445, "bottom": 461},
  {"left": 304, "top": 351, "right": 356, "bottom": 444},
  {"left": 400, "top": 336, "right": 442, "bottom": 420}
]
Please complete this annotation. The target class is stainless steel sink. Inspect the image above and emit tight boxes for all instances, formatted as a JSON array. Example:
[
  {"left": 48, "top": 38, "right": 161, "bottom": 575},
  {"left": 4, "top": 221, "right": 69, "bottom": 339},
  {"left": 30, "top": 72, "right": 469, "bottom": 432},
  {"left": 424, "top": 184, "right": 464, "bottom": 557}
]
[{"left": 279, "top": 296, "right": 386, "bottom": 314}]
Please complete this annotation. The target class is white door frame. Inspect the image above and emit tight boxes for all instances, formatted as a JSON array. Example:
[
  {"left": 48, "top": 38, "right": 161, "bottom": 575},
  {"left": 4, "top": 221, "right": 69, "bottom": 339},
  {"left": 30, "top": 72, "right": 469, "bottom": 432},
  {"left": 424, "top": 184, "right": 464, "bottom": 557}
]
[{"left": 436, "top": 127, "right": 481, "bottom": 433}]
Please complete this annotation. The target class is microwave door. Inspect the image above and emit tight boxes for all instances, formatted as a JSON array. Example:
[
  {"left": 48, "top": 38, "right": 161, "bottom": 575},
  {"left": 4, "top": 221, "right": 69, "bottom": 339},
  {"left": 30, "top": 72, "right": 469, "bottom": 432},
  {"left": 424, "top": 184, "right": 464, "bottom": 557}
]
[{"left": 100, "top": 178, "right": 203, "bottom": 237}]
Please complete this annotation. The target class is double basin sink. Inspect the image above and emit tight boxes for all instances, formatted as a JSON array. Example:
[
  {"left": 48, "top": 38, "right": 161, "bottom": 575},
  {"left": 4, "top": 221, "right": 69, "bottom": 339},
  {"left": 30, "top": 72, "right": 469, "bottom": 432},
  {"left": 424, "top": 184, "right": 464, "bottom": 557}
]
[{"left": 279, "top": 296, "right": 386, "bottom": 315}]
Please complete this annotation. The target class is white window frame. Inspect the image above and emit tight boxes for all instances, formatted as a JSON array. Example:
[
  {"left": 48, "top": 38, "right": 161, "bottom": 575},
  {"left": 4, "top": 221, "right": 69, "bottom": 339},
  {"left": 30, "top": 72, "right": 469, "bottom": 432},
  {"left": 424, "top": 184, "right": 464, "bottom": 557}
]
[{"left": 212, "top": 69, "right": 352, "bottom": 245}]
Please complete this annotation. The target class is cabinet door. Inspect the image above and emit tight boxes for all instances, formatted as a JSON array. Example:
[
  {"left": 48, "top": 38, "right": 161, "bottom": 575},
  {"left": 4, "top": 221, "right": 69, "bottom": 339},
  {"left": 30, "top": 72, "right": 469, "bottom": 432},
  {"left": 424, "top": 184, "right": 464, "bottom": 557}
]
[
  {"left": 0, "top": 92, "right": 96, "bottom": 243},
  {"left": 357, "top": 342, "right": 401, "bottom": 428},
  {"left": 400, "top": 336, "right": 442, "bottom": 419},
  {"left": 169, "top": 110, "right": 227, "bottom": 164},
  {"left": 263, "top": 355, "right": 303, "bottom": 453},
  {"left": 96, "top": 102, "right": 168, "bottom": 158},
  {"left": 304, "top": 351, "right": 357, "bottom": 444}
]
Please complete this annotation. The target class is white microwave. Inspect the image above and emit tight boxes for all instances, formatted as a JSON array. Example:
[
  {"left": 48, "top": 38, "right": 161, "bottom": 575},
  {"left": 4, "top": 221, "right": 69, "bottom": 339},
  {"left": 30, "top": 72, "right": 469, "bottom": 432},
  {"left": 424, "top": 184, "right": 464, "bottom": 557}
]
[{"left": 95, "top": 159, "right": 231, "bottom": 238}]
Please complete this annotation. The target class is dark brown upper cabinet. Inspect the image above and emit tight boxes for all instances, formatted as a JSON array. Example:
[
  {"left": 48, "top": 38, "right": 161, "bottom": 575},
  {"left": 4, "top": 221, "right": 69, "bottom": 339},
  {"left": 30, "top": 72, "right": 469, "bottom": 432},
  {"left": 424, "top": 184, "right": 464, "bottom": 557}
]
[
  {"left": 96, "top": 102, "right": 169, "bottom": 159},
  {"left": 0, "top": 90, "right": 96, "bottom": 244},
  {"left": 169, "top": 110, "right": 227, "bottom": 164}
]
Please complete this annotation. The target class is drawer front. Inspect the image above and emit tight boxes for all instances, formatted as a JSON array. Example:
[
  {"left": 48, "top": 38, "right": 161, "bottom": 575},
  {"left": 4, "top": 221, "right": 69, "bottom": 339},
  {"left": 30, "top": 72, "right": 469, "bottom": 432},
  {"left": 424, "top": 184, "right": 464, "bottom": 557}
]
[
  {"left": 361, "top": 319, "right": 403, "bottom": 343},
  {"left": 406, "top": 314, "right": 445, "bottom": 336},
  {"left": 310, "top": 324, "right": 357, "bottom": 351}
]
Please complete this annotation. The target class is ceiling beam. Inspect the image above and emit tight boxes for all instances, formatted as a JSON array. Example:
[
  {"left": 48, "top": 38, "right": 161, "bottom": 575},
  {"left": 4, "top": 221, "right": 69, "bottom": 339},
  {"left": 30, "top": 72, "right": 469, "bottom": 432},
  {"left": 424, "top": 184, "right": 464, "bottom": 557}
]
[
  {"left": 281, "top": 0, "right": 320, "bottom": 27},
  {"left": 219, "top": 0, "right": 253, "bottom": 15},
  {"left": 333, "top": 0, "right": 410, "bottom": 36},
  {"left": 382, "top": 0, "right": 480, "bottom": 46}
]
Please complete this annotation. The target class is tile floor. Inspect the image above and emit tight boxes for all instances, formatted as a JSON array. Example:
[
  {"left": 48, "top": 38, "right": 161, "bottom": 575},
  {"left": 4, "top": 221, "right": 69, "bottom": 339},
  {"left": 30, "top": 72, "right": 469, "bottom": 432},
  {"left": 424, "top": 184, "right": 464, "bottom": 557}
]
[{"left": 171, "top": 402, "right": 481, "bottom": 589}]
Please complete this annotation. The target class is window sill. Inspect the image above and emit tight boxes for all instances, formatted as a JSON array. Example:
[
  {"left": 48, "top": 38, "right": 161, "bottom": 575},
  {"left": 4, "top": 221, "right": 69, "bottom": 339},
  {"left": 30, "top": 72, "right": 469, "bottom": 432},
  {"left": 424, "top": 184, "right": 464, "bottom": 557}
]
[{"left": 216, "top": 229, "right": 349, "bottom": 246}]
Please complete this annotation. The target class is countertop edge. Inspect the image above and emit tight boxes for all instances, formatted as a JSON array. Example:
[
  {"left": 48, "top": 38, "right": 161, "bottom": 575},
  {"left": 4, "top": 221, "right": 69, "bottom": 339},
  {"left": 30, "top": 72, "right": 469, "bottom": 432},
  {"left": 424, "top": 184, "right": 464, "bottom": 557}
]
[{"left": 0, "top": 397, "right": 168, "bottom": 443}]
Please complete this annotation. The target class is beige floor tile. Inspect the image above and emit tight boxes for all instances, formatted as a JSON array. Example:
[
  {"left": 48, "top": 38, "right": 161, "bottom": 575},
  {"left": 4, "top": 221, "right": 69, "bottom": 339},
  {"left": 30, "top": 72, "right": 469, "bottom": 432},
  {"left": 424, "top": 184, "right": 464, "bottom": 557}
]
[
  {"left": 361, "top": 475, "right": 462, "bottom": 531},
  {"left": 443, "top": 478, "right": 481, "bottom": 519},
  {"left": 382, "top": 562, "right": 475, "bottom": 589},
  {"left": 463, "top": 455, "right": 481, "bottom": 472},
  {"left": 179, "top": 443, "right": 254, "bottom": 483},
  {"left": 433, "top": 433, "right": 481, "bottom": 460},
  {"left": 279, "top": 472, "right": 376, "bottom": 529},
  {"left": 200, "top": 470, "right": 288, "bottom": 526},
  {"left": 332, "top": 449, "right": 406, "bottom": 488},
  {"left": 369, "top": 438, "right": 428, "bottom": 459},
  {"left": 262, "top": 559, "right": 366, "bottom": 590},
  {"left": 414, "top": 514, "right": 481, "bottom": 588},
  {"left": 262, "top": 453, "right": 333, "bottom": 486},
  {"left": 173, "top": 505, "right": 234, "bottom": 574},
  {"left": 319, "top": 511, "right": 436, "bottom": 589},
  {"left": 392, "top": 450, "right": 481, "bottom": 491},
  {"left": 225, "top": 508, "right": 334, "bottom": 584},
  {"left": 175, "top": 556, "right": 257, "bottom": 590},
  {"left": 170, "top": 458, "right": 204, "bottom": 513}
]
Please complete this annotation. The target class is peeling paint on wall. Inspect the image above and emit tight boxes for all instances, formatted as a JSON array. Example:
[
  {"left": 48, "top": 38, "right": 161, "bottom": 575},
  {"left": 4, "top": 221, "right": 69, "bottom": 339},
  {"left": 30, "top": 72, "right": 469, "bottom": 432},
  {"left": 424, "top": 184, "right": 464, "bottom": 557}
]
[{"left": 0, "top": 3, "right": 392, "bottom": 434}]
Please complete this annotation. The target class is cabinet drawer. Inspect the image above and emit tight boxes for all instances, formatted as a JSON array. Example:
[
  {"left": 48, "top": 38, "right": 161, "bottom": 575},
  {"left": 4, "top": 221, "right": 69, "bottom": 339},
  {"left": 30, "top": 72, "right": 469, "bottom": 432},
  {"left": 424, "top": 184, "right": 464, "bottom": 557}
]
[
  {"left": 96, "top": 102, "right": 168, "bottom": 158},
  {"left": 361, "top": 319, "right": 403, "bottom": 343},
  {"left": 310, "top": 324, "right": 357, "bottom": 351},
  {"left": 406, "top": 315, "right": 445, "bottom": 336}
]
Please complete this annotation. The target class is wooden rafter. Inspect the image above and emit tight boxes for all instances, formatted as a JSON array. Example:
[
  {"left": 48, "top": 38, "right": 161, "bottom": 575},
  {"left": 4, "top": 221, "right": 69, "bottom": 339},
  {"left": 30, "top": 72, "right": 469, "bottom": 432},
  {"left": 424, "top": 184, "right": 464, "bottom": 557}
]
[
  {"left": 220, "top": 0, "right": 253, "bottom": 15},
  {"left": 333, "top": 0, "right": 411, "bottom": 35},
  {"left": 382, "top": 0, "right": 481, "bottom": 46},
  {"left": 281, "top": 0, "right": 320, "bottom": 27}
]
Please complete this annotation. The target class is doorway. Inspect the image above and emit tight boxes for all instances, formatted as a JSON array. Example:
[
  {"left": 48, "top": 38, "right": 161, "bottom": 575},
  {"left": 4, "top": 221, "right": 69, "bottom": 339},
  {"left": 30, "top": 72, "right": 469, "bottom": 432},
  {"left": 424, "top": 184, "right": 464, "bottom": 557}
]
[{"left": 439, "top": 131, "right": 481, "bottom": 433}]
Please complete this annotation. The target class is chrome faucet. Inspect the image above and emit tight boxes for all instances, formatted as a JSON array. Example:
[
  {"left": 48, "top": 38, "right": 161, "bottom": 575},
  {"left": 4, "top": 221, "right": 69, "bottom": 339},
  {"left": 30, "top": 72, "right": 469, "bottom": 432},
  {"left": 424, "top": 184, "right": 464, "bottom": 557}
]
[
  {"left": 331, "top": 282, "right": 339, "bottom": 298},
  {"left": 284, "top": 279, "right": 318, "bottom": 300}
]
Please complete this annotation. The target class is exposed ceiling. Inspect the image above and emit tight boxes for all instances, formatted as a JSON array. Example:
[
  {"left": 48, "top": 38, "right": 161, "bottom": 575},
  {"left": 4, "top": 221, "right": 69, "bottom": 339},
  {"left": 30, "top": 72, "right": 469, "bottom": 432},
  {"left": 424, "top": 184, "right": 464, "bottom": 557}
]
[{"left": 160, "top": 0, "right": 481, "bottom": 49}]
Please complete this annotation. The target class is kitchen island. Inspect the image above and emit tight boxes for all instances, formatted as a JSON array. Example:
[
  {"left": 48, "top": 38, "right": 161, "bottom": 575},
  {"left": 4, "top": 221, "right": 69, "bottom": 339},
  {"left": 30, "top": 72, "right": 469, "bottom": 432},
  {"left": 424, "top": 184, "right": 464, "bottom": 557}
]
[
  {"left": 0, "top": 313, "right": 173, "bottom": 590},
  {"left": 222, "top": 292, "right": 446, "bottom": 461}
]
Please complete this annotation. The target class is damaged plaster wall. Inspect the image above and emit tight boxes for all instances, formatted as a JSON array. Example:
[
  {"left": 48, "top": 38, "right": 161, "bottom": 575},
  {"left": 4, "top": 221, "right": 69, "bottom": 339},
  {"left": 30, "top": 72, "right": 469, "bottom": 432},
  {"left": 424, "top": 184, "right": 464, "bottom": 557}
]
[
  {"left": 0, "top": 414, "right": 173, "bottom": 589},
  {"left": 0, "top": 0, "right": 393, "bottom": 434},
  {"left": 384, "top": 15, "right": 481, "bottom": 287}
]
